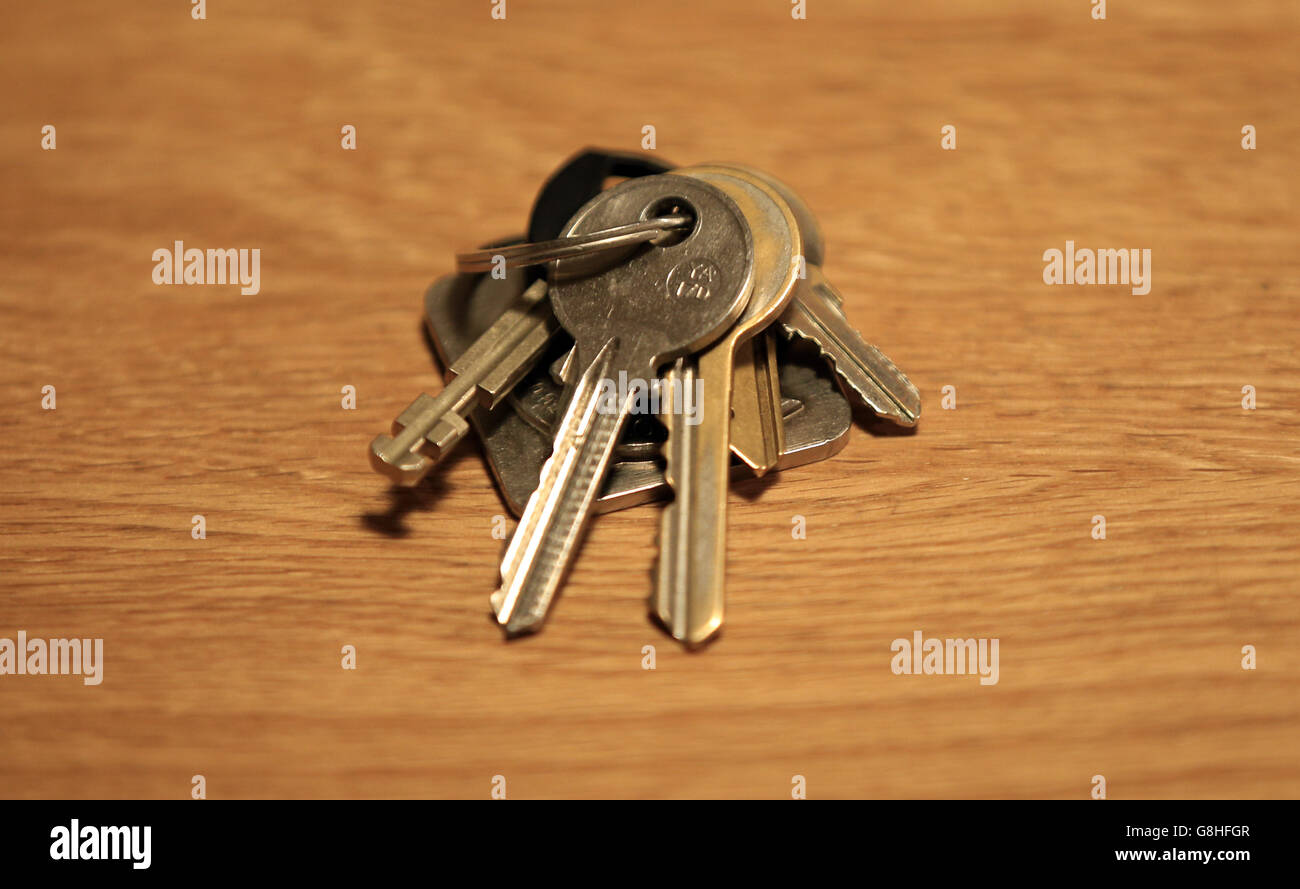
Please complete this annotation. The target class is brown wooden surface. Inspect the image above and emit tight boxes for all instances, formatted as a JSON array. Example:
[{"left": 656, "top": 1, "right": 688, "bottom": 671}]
[{"left": 1, "top": 1, "right": 1297, "bottom": 799}]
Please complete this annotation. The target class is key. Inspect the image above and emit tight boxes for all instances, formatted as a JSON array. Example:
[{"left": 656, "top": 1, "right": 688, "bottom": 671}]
[
  {"left": 533, "top": 156, "right": 794, "bottom": 473},
  {"left": 491, "top": 175, "right": 754, "bottom": 636},
  {"left": 687, "top": 164, "right": 807, "bottom": 475},
  {"left": 651, "top": 167, "right": 803, "bottom": 647},
  {"left": 779, "top": 265, "right": 922, "bottom": 426},
  {"left": 369, "top": 277, "right": 560, "bottom": 484}
]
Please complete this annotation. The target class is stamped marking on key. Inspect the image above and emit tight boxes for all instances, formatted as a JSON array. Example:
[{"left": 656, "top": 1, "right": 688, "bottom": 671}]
[{"left": 666, "top": 259, "right": 721, "bottom": 300}]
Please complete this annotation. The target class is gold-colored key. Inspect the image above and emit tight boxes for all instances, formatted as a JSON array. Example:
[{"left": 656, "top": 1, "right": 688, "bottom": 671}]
[
  {"left": 710, "top": 165, "right": 817, "bottom": 476},
  {"left": 729, "top": 331, "right": 785, "bottom": 476},
  {"left": 724, "top": 165, "right": 922, "bottom": 427},
  {"left": 652, "top": 166, "right": 804, "bottom": 647}
]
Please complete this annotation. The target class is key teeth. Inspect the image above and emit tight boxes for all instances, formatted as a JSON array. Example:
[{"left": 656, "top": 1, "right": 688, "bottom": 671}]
[
  {"left": 777, "top": 320, "right": 922, "bottom": 426},
  {"left": 426, "top": 413, "right": 471, "bottom": 454}
]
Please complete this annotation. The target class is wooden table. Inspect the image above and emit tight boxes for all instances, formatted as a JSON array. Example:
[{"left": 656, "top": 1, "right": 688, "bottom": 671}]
[{"left": 2, "top": 0, "right": 1296, "bottom": 799}]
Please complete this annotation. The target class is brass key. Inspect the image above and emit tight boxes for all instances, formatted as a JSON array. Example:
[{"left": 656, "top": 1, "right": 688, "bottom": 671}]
[{"left": 652, "top": 167, "right": 803, "bottom": 647}]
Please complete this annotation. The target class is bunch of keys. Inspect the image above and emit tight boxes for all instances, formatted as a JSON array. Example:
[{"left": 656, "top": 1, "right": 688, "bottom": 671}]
[{"left": 369, "top": 150, "right": 921, "bottom": 648}]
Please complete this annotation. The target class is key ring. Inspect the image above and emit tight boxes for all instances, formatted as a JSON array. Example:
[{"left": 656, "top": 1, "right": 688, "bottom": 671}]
[{"left": 454, "top": 213, "right": 692, "bottom": 274}]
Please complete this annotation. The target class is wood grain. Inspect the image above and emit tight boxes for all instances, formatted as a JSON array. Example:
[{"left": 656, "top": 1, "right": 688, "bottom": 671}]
[{"left": 1, "top": 0, "right": 1297, "bottom": 799}]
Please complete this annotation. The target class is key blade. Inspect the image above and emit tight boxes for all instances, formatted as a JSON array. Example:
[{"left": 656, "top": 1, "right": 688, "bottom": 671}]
[
  {"left": 652, "top": 352, "right": 732, "bottom": 648},
  {"left": 493, "top": 339, "right": 624, "bottom": 636},
  {"left": 654, "top": 359, "right": 714, "bottom": 645},
  {"left": 729, "top": 333, "right": 785, "bottom": 475},
  {"left": 460, "top": 280, "right": 558, "bottom": 408},
  {"left": 370, "top": 390, "right": 473, "bottom": 485},
  {"left": 369, "top": 280, "right": 557, "bottom": 485},
  {"left": 779, "top": 269, "right": 922, "bottom": 426}
]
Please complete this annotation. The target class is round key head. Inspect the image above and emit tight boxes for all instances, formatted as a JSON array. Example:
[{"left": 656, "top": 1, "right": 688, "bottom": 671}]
[
  {"left": 699, "top": 162, "right": 824, "bottom": 267},
  {"left": 671, "top": 167, "right": 803, "bottom": 334},
  {"left": 549, "top": 175, "right": 754, "bottom": 370}
]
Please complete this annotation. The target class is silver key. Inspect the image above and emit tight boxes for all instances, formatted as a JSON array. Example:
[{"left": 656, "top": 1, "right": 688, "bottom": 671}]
[
  {"left": 779, "top": 266, "right": 922, "bottom": 426},
  {"left": 370, "top": 278, "right": 560, "bottom": 484},
  {"left": 491, "top": 175, "right": 754, "bottom": 636}
]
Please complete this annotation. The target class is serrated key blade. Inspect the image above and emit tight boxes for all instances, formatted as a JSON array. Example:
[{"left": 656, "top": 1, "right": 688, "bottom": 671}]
[{"left": 778, "top": 268, "right": 921, "bottom": 426}]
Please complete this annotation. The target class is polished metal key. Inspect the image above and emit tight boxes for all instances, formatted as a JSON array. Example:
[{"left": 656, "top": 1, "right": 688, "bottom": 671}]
[
  {"left": 369, "top": 278, "right": 560, "bottom": 484},
  {"left": 724, "top": 164, "right": 825, "bottom": 268},
  {"left": 779, "top": 265, "right": 922, "bottom": 426},
  {"left": 690, "top": 164, "right": 811, "bottom": 474},
  {"left": 491, "top": 175, "right": 754, "bottom": 636},
  {"left": 652, "top": 167, "right": 803, "bottom": 647}
]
